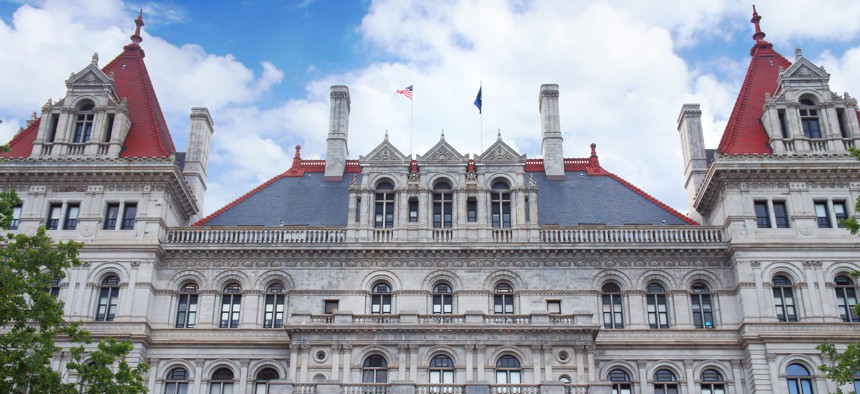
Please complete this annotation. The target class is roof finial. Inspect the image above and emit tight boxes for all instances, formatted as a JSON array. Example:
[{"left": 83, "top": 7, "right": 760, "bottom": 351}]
[
  {"left": 795, "top": 47, "right": 803, "bottom": 59},
  {"left": 441, "top": 129, "right": 445, "bottom": 140},
  {"left": 130, "top": 9, "right": 144, "bottom": 46},
  {"left": 91, "top": 52, "right": 99, "bottom": 66},
  {"left": 291, "top": 145, "right": 302, "bottom": 169},
  {"left": 384, "top": 130, "right": 389, "bottom": 142},
  {"left": 497, "top": 129, "right": 502, "bottom": 140},
  {"left": 751, "top": 5, "right": 765, "bottom": 43}
]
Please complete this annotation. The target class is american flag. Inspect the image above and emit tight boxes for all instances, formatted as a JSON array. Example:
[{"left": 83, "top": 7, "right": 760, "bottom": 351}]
[{"left": 395, "top": 85, "right": 413, "bottom": 100}]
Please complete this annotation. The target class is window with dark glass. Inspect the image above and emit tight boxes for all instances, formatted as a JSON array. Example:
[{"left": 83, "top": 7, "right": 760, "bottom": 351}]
[
  {"left": 602, "top": 283, "right": 624, "bottom": 329},
  {"left": 653, "top": 370, "right": 678, "bottom": 394},
  {"left": 773, "top": 275, "right": 797, "bottom": 322},
  {"left": 493, "top": 283, "right": 514, "bottom": 314},
  {"left": 374, "top": 182, "right": 395, "bottom": 228},
  {"left": 433, "top": 182, "right": 453, "bottom": 228},
  {"left": 73, "top": 102, "right": 94, "bottom": 143},
  {"left": 786, "top": 364, "right": 814, "bottom": 394},
  {"left": 324, "top": 300, "right": 339, "bottom": 314},
  {"left": 104, "top": 114, "right": 115, "bottom": 142},
  {"left": 491, "top": 181, "right": 511, "bottom": 228},
  {"left": 432, "top": 283, "right": 452, "bottom": 314},
  {"left": 691, "top": 283, "right": 714, "bottom": 329},
  {"left": 164, "top": 367, "right": 189, "bottom": 394},
  {"left": 362, "top": 355, "right": 388, "bottom": 383},
  {"left": 263, "top": 283, "right": 285, "bottom": 328},
  {"left": 815, "top": 201, "right": 831, "bottom": 228},
  {"left": 547, "top": 300, "right": 561, "bottom": 314},
  {"left": 209, "top": 368, "right": 234, "bottom": 394},
  {"left": 800, "top": 99, "right": 822, "bottom": 138},
  {"left": 46, "top": 276, "right": 61, "bottom": 298},
  {"left": 754, "top": 201, "right": 770, "bottom": 228},
  {"left": 429, "top": 354, "right": 455, "bottom": 384},
  {"left": 467, "top": 198, "right": 477, "bottom": 222},
  {"left": 104, "top": 203, "right": 119, "bottom": 230},
  {"left": 371, "top": 282, "right": 392, "bottom": 314},
  {"left": 64, "top": 203, "right": 79, "bottom": 230},
  {"left": 773, "top": 201, "right": 789, "bottom": 228},
  {"left": 254, "top": 368, "right": 279, "bottom": 394},
  {"left": 121, "top": 203, "right": 137, "bottom": 229},
  {"left": 47, "top": 204, "right": 62, "bottom": 230},
  {"left": 608, "top": 369, "right": 632, "bottom": 394},
  {"left": 219, "top": 283, "right": 242, "bottom": 328},
  {"left": 834, "top": 201, "right": 849, "bottom": 228},
  {"left": 9, "top": 205, "right": 21, "bottom": 230},
  {"left": 408, "top": 198, "right": 418, "bottom": 223},
  {"left": 647, "top": 282, "right": 669, "bottom": 329},
  {"left": 835, "top": 275, "right": 858, "bottom": 323},
  {"left": 175, "top": 283, "right": 198, "bottom": 328},
  {"left": 495, "top": 355, "right": 522, "bottom": 385},
  {"left": 700, "top": 369, "right": 725, "bottom": 394},
  {"left": 95, "top": 275, "right": 120, "bottom": 321},
  {"left": 778, "top": 109, "right": 789, "bottom": 138}
]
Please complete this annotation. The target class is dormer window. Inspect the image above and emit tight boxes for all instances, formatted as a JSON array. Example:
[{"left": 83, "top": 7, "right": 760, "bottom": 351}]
[
  {"left": 799, "top": 98, "right": 821, "bottom": 139},
  {"left": 73, "top": 101, "right": 95, "bottom": 143}
]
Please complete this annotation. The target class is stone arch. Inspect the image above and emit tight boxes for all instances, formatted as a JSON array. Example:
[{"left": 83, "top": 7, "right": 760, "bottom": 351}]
[
  {"left": 599, "top": 361, "right": 639, "bottom": 381},
  {"left": 428, "top": 174, "right": 457, "bottom": 189},
  {"left": 488, "top": 346, "right": 531, "bottom": 368},
  {"left": 167, "top": 270, "right": 207, "bottom": 291},
  {"left": 249, "top": 360, "right": 286, "bottom": 382},
  {"left": 692, "top": 361, "right": 733, "bottom": 383},
  {"left": 483, "top": 270, "right": 527, "bottom": 291},
  {"left": 825, "top": 262, "right": 860, "bottom": 283},
  {"left": 681, "top": 270, "right": 722, "bottom": 291},
  {"left": 422, "top": 270, "right": 464, "bottom": 292},
  {"left": 253, "top": 270, "right": 296, "bottom": 292},
  {"left": 211, "top": 270, "right": 251, "bottom": 291},
  {"left": 486, "top": 173, "right": 517, "bottom": 189},
  {"left": 86, "top": 262, "right": 129, "bottom": 284},
  {"left": 361, "top": 270, "right": 403, "bottom": 292},
  {"left": 369, "top": 174, "right": 399, "bottom": 189},
  {"left": 762, "top": 263, "right": 805, "bottom": 285},
  {"left": 423, "top": 345, "right": 462, "bottom": 366},
  {"left": 637, "top": 269, "right": 677, "bottom": 290},
  {"left": 202, "top": 359, "right": 240, "bottom": 380},
  {"left": 778, "top": 354, "right": 821, "bottom": 376},
  {"left": 593, "top": 270, "right": 634, "bottom": 290},
  {"left": 352, "top": 345, "right": 397, "bottom": 369},
  {"left": 645, "top": 360, "right": 685, "bottom": 381},
  {"left": 157, "top": 359, "right": 196, "bottom": 381}
]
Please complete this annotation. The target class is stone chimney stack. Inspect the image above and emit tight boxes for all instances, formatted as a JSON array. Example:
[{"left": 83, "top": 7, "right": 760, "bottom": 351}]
[
  {"left": 677, "top": 103, "right": 707, "bottom": 223},
  {"left": 184, "top": 107, "right": 214, "bottom": 221},
  {"left": 325, "top": 85, "right": 351, "bottom": 181},
  {"left": 539, "top": 84, "right": 565, "bottom": 179}
]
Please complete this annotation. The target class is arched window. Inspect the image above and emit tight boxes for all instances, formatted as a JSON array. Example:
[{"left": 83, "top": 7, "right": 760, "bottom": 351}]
[
  {"left": 209, "top": 368, "right": 234, "bottom": 394},
  {"left": 371, "top": 282, "right": 392, "bottom": 314},
  {"left": 786, "top": 364, "right": 814, "bottom": 394},
  {"left": 432, "top": 283, "right": 453, "bottom": 314},
  {"left": 219, "top": 283, "right": 242, "bottom": 328},
  {"left": 374, "top": 181, "right": 395, "bottom": 228},
  {"left": 46, "top": 276, "right": 61, "bottom": 298},
  {"left": 691, "top": 282, "right": 715, "bottom": 329},
  {"left": 490, "top": 181, "right": 512, "bottom": 228},
  {"left": 175, "top": 283, "right": 198, "bottom": 328},
  {"left": 646, "top": 282, "right": 669, "bottom": 329},
  {"left": 254, "top": 368, "right": 280, "bottom": 394},
  {"left": 263, "top": 283, "right": 285, "bottom": 328},
  {"left": 95, "top": 275, "right": 120, "bottom": 321},
  {"left": 74, "top": 101, "right": 95, "bottom": 143},
  {"left": 429, "top": 354, "right": 455, "bottom": 384},
  {"left": 799, "top": 98, "right": 822, "bottom": 138},
  {"left": 164, "top": 367, "right": 189, "bottom": 394},
  {"left": 495, "top": 355, "right": 522, "bottom": 385},
  {"left": 653, "top": 370, "right": 678, "bottom": 394},
  {"left": 602, "top": 283, "right": 624, "bottom": 329},
  {"left": 608, "top": 369, "right": 632, "bottom": 394},
  {"left": 835, "top": 275, "right": 858, "bottom": 322},
  {"left": 559, "top": 375, "right": 572, "bottom": 384},
  {"left": 700, "top": 369, "right": 725, "bottom": 394},
  {"left": 773, "top": 275, "right": 797, "bottom": 322},
  {"left": 493, "top": 283, "right": 514, "bottom": 315},
  {"left": 362, "top": 355, "right": 388, "bottom": 383},
  {"left": 433, "top": 182, "right": 454, "bottom": 228}
]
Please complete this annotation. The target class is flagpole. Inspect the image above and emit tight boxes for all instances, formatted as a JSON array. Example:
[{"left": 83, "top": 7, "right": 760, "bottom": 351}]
[
  {"left": 479, "top": 81, "right": 483, "bottom": 153},
  {"left": 410, "top": 81, "right": 414, "bottom": 158}
]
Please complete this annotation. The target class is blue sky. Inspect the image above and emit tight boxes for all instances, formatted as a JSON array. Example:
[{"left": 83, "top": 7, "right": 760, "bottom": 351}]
[{"left": 2, "top": 0, "right": 860, "bottom": 218}]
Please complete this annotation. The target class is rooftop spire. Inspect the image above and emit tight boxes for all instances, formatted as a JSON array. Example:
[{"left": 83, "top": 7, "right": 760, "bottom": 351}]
[
  {"left": 128, "top": 9, "right": 144, "bottom": 47},
  {"left": 749, "top": 5, "right": 772, "bottom": 55}
]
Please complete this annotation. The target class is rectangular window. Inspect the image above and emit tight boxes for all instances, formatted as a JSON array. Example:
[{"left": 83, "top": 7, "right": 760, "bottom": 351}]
[
  {"left": 104, "top": 204, "right": 119, "bottom": 230},
  {"left": 773, "top": 201, "right": 789, "bottom": 228},
  {"left": 433, "top": 193, "right": 452, "bottom": 228},
  {"left": 121, "top": 204, "right": 137, "bottom": 230},
  {"left": 815, "top": 201, "right": 831, "bottom": 228},
  {"left": 754, "top": 201, "right": 770, "bottom": 228},
  {"left": 64, "top": 203, "right": 79, "bottom": 230},
  {"left": 9, "top": 205, "right": 21, "bottom": 230},
  {"left": 837, "top": 108, "right": 850, "bottom": 138},
  {"left": 547, "top": 300, "right": 561, "bottom": 314},
  {"left": 46, "top": 204, "right": 62, "bottom": 230},
  {"left": 324, "top": 300, "right": 339, "bottom": 314},
  {"left": 834, "top": 201, "right": 849, "bottom": 228},
  {"left": 408, "top": 198, "right": 418, "bottom": 223},
  {"left": 47, "top": 114, "right": 59, "bottom": 143},
  {"left": 800, "top": 108, "right": 821, "bottom": 138},
  {"left": 525, "top": 197, "right": 530, "bottom": 222},
  {"left": 74, "top": 113, "right": 94, "bottom": 143},
  {"left": 104, "top": 114, "right": 115, "bottom": 142},
  {"left": 467, "top": 198, "right": 477, "bottom": 222},
  {"left": 778, "top": 109, "right": 789, "bottom": 138}
]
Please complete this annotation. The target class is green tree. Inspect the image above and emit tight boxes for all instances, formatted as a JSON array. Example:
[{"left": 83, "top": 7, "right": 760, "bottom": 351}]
[
  {"left": 816, "top": 147, "right": 860, "bottom": 393},
  {"left": 67, "top": 338, "right": 149, "bottom": 394},
  {"left": 0, "top": 190, "right": 148, "bottom": 393}
]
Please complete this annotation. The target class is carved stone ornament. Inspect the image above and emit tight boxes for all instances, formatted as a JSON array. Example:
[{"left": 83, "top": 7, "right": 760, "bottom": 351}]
[
  {"left": 487, "top": 146, "right": 513, "bottom": 161},
  {"left": 796, "top": 65, "right": 813, "bottom": 77}
]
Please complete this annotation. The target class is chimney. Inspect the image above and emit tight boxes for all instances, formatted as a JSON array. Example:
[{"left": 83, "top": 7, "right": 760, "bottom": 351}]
[
  {"left": 324, "top": 85, "right": 351, "bottom": 181},
  {"left": 184, "top": 107, "right": 214, "bottom": 221},
  {"left": 677, "top": 103, "right": 707, "bottom": 223},
  {"left": 539, "top": 84, "right": 565, "bottom": 179}
]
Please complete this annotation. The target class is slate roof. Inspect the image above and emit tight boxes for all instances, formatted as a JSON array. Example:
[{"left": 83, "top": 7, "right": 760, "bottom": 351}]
[{"left": 717, "top": 8, "right": 792, "bottom": 155}]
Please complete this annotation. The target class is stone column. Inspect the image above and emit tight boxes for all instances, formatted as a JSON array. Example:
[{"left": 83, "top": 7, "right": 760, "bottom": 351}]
[
  {"left": 575, "top": 347, "right": 585, "bottom": 384},
  {"left": 730, "top": 360, "right": 743, "bottom": 394},
  {"left": 767, "top": 354, "right": 779, "bottom": 393},
  {"left": 465, "top": 345, "right": 475, "bottom": 382},
  {"left": 543, "top": 346, "right": 553, "bottom": 382},
  {"left": 242, "top": 290, "right": 261, "bottom": 326},
  {"left": 331, "top": 345, "right": 341, "bottom": 381},
  {"left": 193, "top": 359, "right": 205, "bottom": 394},
  {"left": 410, "top": 345, "right": 419, "bottom": 382},
  {"left": 752, "top": 262, "right": 769, "bottom": 320},
  {"left": 637, "top": 361, "right": 648, "bottom": 394},
  {"left": 148, "top": 358, "right": 159, "bottom": 394},
  {"left": 684, "top": 360, "right": 695, "bottom": 394},
  {"left": 802, "top": 261, "right": 821, "bottom": 321},
  {"left": 399, "top": 345, "right": 408, "bottom": 381},
  {"left": 586, "top": 345, "right": 596, "bottom": 382},
  {"left": 626, "top": 291, "right": 646, "bottom": 329},
  {"left": 531, "top": 345, "right": 542, "bottom": 384},
  {"left": 672, "top": 290, "right": 692, "bottom": 329},
  {"left": 299, "top": 345, "right": 310, "bottom": 383},
  {"left": 476, "top": 345, "right": 486, "bottom": 382},
  {"left": 288, "top": 345, "right": 298, "bottom": 382},
  {"left": 342, "top": 345, "right": 352, "bottom": 383},
  {"left": 239, "top": 359, "right": 250, "bottom": 391}
]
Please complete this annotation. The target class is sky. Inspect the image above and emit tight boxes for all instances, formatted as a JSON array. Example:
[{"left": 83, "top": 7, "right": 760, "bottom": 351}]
[{"left": 2, "top": 0, "right": 860, "bottom": 219}]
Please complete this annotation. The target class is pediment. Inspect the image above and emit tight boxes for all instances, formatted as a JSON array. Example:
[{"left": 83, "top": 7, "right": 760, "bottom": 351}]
[
  {"left": 67, "top": 63, "right": 114, "bottom": 87},
  {"left": 417, "top": 138, "right": 467, "bottom": 164},
  {"left": 782, "top": 57, "right": 829, "bottom": 80},
  {"left": 360, "top": 137, "right": 408, "bottom": 163},
  {"left": 477, "top": 138, "right": 525, "bottom": 163}
]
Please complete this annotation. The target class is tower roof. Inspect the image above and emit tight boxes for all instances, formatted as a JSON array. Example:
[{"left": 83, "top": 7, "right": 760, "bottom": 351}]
[{"left": 717, "top": 6, "right": 792, "bottom": 155}]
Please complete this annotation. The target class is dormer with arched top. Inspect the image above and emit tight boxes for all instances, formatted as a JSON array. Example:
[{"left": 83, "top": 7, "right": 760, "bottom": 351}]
[{"left": 31, "top": 54, "right": 132, "bottom": 158}]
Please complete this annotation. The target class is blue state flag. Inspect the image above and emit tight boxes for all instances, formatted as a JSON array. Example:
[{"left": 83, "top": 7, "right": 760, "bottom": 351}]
[{"left": 474, "top": 86, "right": 482, "bottom": 113}]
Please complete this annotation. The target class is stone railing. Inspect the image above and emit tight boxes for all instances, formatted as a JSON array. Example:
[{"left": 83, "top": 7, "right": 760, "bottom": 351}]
[
  {"left": 539, "top": 226, "right": 722, "bottom": 244},
  {"left": 293, "top": 384, "right": 317, "bottom": 394},
  {"left": 342, "top": 383, "right": 390, "bottom": 394},
  {"left": 292, "top": 311, "right": 593, "bottom": 328},
  {"left": 289, "top": 383, "right": 592, "bottom": 394},
  {"left": 564, "top": 385, "right": 590, "bottom": 394},
  {"left": 489, "top": 384, "right": 540, "bottom": 394},
  {"left": 484, "top": 315, "right": 531, "bottom": 324},
  {"left": 415, "top": 384, "right": 464, "bottom": 394},
  {"left": 417, "top": 315, "right": 466, "bottom": 324},
  {"left": 166, "top": 227, "right": 345, "bottom": 244}
]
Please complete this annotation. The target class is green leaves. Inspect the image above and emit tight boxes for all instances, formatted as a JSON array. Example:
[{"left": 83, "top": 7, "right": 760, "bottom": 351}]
[{"left": 67, "top": 338, "right": 150, "bottom": 394}]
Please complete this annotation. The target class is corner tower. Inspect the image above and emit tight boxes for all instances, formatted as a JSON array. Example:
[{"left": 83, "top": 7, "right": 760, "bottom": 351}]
[{"left": 324, "top": 85, "right": 351, "bottom": 180}]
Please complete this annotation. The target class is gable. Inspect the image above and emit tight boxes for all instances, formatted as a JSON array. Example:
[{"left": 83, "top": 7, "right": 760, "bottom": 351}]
[
  {"left": 360, "top": 137, "right": 408, "bottom": 163},
  {"left": 478, "top": 138, "right": 525, "bottom": 163},
  {"left": 417, "top": 138, "right": 467, "bottom": 164}
]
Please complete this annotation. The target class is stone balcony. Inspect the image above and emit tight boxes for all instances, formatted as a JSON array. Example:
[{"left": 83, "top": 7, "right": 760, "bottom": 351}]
[{"left": 269, "top": 382, "right": 604, "bottom": 394}]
